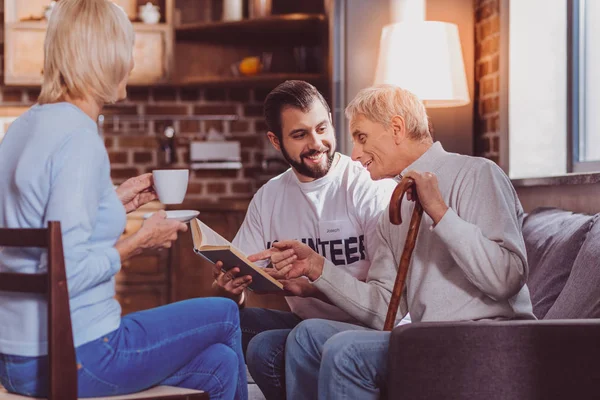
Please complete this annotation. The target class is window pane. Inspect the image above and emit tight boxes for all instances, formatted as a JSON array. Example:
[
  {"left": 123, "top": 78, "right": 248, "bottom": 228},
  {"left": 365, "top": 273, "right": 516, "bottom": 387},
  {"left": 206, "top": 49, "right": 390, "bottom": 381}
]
[
  {"left": 582, "top": 0, "right": 600, "bottom": 161},
  {"left": 509, "top": 0, "right": 567, "bottom": 178}
]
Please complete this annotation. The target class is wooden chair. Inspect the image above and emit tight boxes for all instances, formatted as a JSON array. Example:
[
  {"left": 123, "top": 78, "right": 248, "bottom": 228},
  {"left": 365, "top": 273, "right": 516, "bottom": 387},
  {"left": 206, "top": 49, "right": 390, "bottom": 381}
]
[
  {"left": 0, "top": 222, "right": 208, "bottom": 400},
  {"left": 383, "top": 177, "right": 424, "bottom": 331}
]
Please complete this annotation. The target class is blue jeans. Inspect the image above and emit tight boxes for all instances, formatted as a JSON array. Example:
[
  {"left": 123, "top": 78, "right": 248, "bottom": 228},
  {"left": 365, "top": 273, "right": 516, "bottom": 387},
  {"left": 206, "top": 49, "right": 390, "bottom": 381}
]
[
  {"left": 0, "top": 298, "right": 248, "bottom": 400},
  {"left": 240, "top": 307, "right": 302, "bottom": 400},
  {"left": 285, "top": 319, "right": 389, "bottom": 400}
]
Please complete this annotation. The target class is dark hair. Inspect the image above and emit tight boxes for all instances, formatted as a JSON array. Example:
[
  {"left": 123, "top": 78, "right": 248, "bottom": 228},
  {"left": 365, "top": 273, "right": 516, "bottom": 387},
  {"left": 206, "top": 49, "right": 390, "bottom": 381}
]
[{"left": 263, "top": 80, "right": 331, "bottom": 140}]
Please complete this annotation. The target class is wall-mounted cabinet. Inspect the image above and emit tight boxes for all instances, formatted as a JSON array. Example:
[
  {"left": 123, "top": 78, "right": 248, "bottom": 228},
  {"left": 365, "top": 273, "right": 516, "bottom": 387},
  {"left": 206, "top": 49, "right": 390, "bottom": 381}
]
[
  {"left": 172, "top": 0, "right": 329, "bottom": 89},
  {"left": 4, "top": 22, "right": 45, "bottom": 86},
  {"left": 3, "top": 0, "right": 174, "bottom": 86},
  {"left": 129, "top": 24, "right": 173, "bottom": 85},
  {"left": 3, "top": 0, "right": 330, "bottom": 92}
]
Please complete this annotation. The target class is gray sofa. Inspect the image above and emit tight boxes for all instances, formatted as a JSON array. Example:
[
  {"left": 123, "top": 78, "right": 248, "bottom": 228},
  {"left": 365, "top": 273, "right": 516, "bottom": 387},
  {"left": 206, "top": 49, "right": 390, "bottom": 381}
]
[{"left": 387, "top": 208, "right": 600, "bottom": 399}]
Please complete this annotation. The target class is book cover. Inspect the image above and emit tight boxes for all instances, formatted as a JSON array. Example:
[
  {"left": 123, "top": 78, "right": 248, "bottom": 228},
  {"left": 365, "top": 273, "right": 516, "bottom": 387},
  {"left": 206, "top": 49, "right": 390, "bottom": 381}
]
[{"left": 190, "top": 218, "right": 283, "bottom": 292}]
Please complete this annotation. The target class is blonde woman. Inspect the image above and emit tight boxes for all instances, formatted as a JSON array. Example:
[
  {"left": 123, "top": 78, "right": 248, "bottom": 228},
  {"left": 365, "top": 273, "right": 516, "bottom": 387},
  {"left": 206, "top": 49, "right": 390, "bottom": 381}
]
[{"left": 0, "top": 1, "right": 247, "bottom": 399}]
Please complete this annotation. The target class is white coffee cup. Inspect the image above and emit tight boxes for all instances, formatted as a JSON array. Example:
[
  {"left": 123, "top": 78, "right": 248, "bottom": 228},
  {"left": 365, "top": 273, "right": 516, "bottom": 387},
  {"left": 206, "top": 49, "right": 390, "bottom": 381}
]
[{"left": 152, "top": 169, "right": 189, "bottom": 204}]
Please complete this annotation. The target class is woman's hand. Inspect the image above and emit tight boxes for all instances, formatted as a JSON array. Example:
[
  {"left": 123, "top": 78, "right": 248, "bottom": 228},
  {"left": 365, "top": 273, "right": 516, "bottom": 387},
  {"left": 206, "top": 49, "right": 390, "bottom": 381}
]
[
  {"left": 137, "top": 210, "right": 188, "bottom": 250},
  {"left": 115, "top": 211, "right": 187, "bottom": 262},
  {"left": 116, "top": 173, "right": 158, "bottom": 213},
  {"left": 248, "top": 240, "right": 325, "bottom": 281}
]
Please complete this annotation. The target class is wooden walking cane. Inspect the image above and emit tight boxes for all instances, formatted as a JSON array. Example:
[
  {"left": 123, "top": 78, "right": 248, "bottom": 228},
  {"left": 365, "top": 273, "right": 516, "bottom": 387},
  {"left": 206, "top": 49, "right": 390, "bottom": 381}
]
[{"left": 383, "top": 177, "right": 424, "bottom": 331}]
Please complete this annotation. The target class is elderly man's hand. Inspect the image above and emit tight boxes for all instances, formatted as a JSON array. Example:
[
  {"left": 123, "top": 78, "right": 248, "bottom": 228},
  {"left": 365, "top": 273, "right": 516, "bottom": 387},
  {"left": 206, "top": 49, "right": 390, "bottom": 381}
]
[
  {"left": 248, "top": 240, "right": 325, "bottom": 282},
  {"left": 402, "top": 170, "right": 449, "bottom": 224}
]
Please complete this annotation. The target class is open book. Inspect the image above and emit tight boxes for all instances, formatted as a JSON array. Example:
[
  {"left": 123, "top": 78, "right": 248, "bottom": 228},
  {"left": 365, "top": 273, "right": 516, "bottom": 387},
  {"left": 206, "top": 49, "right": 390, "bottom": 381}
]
[{"left": 190, "top": 218, "right": 283, "bottom": 292}]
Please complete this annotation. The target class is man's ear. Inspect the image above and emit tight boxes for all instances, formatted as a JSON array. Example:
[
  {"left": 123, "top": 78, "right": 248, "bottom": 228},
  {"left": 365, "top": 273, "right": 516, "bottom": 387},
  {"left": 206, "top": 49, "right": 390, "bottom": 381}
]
[
  {"left": 390, "top": 115, "right": 406, "bottom": 145},
  {"left": 267, "top": 131, "right": 282, "bottom": 151}
]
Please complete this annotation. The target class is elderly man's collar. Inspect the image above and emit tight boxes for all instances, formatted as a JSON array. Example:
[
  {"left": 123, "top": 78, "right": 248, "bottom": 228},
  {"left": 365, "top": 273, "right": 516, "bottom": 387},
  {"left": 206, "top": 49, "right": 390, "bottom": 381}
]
[{"left": 400, "top": 142, "right": 447, "bottom": 176}]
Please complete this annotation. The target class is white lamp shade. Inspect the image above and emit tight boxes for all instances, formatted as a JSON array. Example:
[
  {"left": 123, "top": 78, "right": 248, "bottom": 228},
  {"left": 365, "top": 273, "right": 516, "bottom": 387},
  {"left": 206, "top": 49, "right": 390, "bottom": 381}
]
[{"left": 374, "top": 21, "right": 470, "bottom": 108}]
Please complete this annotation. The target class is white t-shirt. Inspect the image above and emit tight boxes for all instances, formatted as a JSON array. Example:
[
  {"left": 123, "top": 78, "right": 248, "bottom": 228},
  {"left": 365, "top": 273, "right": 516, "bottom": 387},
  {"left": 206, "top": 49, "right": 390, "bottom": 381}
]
[{"left": 232, "top": 153, "right": 397, "bottom": 322}]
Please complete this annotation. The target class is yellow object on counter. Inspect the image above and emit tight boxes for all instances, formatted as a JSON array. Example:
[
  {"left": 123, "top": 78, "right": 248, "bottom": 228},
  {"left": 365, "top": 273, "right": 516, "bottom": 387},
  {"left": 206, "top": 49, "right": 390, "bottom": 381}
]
[{"left": 239, "top": 56, "right": 262, "bottom": 76}]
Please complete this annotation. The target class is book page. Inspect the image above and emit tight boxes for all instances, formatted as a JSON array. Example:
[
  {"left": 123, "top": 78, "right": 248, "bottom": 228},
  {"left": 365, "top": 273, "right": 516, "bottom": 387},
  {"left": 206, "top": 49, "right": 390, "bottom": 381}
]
[{"left": 196, "top": 219, "right": 231, "bottom": 248}]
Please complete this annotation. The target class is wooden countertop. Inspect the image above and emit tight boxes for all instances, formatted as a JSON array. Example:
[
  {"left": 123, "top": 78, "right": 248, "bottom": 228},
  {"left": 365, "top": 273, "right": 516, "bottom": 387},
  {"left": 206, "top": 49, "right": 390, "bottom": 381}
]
[
  {"left": 124, "top": 198, "right": 250, "bottom": 236},
  {"left": 166, "top": 198, "right": 251, "bottom": 212}
]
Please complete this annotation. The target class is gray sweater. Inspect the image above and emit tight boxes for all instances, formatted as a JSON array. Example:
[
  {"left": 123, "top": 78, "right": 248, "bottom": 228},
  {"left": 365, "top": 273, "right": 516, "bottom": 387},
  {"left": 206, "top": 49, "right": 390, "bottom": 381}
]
[{"left": 313, "top": 142, "right": 536, "bottom": 330}]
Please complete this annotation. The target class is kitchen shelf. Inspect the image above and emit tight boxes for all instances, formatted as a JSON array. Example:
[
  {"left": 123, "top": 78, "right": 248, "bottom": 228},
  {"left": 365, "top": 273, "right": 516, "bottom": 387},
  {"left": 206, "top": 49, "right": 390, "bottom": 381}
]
[
  {"left": 3, "top": 20, "right": 172, "bottom": 87},
  {"left": 8, "top": 21, "right": 170, "bottom": 29},
  {"left": 175, "top": 73, "right": 326, "bottom": 87},
  {"left": 175, "top": 13, "right": 326, "bottom": 42},
  {"left": 99, "top": 114, "right": 238, "bottom": 120}
]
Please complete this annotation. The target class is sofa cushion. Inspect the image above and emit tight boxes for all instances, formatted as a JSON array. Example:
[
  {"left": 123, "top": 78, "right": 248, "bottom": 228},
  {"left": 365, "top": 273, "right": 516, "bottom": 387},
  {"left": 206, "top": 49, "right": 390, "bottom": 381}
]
[
  {"left": 522, "top": 208, "right": 594, "bottom": 319},
  {"left": 544, "top": 214, "right": 600, "bottom": 319}
]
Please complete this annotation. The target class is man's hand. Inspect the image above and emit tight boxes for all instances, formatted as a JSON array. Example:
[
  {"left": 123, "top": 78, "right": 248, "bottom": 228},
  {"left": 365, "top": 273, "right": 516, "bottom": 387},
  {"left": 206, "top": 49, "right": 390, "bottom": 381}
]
[
  {"left": 248, "top": 240, "right": 325, "bottom": 281},
  {"left": 116, "top": 173, "right": 158, "bottom": 213},
  {"left": 403, "top": 170, "right": 449, "bottom": 224},
  {"left": 212, "top": 262, "right": 252, "bottom": 297}
]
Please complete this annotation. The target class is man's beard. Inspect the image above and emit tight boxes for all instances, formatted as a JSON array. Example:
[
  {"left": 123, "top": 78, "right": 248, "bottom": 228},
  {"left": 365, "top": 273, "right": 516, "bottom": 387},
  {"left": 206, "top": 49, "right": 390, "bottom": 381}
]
[{"left": 281, "top": 145, "right": 335, "bottom": 180}]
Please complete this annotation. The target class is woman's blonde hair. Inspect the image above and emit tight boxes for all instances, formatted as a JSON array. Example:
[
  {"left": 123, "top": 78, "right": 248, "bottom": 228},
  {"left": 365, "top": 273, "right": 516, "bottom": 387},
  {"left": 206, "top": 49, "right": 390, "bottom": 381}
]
[
  {"left": 38, "top": 0, "right": 135, "bottom": 105},
  {"left": 345, "top": 84, "right": 430, "bottom": 140}
]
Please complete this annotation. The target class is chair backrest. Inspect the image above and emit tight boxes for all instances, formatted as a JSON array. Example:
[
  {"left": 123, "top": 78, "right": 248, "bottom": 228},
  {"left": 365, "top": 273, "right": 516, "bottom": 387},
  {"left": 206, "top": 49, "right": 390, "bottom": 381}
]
[{"left": 0, "top": 222, "right": 77, "bottom": 400}]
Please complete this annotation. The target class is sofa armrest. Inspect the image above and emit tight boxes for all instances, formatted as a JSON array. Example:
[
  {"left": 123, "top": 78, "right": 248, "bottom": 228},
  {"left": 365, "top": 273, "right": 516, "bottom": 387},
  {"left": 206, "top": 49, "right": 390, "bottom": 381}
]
[{"left": 387, "top": 319, "right": 600, "bottom": 400}]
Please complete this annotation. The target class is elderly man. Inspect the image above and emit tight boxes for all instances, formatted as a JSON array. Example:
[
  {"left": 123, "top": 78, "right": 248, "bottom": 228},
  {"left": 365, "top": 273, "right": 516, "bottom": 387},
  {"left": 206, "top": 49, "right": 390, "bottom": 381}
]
[{"left": 251, "top": 84, "right": 536, "bottom": 399}]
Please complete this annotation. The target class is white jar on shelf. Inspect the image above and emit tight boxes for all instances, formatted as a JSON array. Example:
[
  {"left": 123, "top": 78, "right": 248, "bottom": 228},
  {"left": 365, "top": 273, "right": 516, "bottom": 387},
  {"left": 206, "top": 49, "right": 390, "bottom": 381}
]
[
  {"left": 223, "top": 0, "right": 243, "bottom": 21},
  {"left": 139, "top": 2, "right": 161, "bottom": 24}
]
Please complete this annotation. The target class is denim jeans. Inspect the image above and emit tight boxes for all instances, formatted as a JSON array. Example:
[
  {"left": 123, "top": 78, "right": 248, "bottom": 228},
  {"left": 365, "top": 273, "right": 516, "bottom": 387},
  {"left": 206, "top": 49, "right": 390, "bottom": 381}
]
[
  {"left": 285, "top": 319, "right": 389, "bottom": 400},
  {"left": 240, "top": 307, "right": 302, "bottom": 400},
  {"left": 0, "top": 298, "right": 248, "bottom": 400}
]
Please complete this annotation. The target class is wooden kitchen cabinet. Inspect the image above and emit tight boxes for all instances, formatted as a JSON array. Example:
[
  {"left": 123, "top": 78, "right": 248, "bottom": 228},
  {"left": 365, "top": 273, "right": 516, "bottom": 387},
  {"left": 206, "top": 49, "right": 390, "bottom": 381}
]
[
  {"left": 115, "top": 256, "right": 171, "bottom": 315},
  {"left": 114, "top": 202, "right": 171, "bottom": 315},
  {"left": 3, "top": 22, "right": 45, "bottom": 86},
  {"left": 115, "top": 246, "right": 171, "bottom": 315},
  {"left": 115, "top": 283, "right": 169, "bottom": 316},
  {"left": 4, "top": 22, "right": 172, "bottom": 86},
  {"left": 129, "top": 24, "right": 173, "bottom": 85},
  {"left": 3, "top": 0, "right": 174, "bottom": 86}
]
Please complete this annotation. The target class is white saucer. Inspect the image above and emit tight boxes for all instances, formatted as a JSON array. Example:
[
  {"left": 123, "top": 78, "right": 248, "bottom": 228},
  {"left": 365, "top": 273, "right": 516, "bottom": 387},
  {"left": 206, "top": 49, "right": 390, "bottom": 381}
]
[{"left": 143, "top": 210, "right": 200, "bottom": 223}]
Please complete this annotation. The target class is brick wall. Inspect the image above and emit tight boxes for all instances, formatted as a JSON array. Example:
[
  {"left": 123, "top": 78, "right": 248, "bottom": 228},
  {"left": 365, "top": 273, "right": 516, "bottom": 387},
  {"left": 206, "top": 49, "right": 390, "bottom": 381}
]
[
  {"left": 101, "top": 86, "right": 271, "bottom": 202},
  {"left": 474, "top": 0, "right": 500, "bottom": 163}
]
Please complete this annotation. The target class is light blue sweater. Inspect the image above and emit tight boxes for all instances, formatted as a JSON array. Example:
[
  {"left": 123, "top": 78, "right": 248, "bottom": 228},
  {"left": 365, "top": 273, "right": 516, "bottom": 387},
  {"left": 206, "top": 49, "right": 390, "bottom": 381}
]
[{"left": 0, "top": 103, "right": 125, "bottom": 356}]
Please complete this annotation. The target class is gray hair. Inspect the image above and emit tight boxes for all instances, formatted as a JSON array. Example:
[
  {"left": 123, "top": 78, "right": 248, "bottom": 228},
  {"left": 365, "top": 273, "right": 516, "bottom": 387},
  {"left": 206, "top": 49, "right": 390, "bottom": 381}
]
[{"left": 345, "top": 84, "right": 430, "bottom": 140}]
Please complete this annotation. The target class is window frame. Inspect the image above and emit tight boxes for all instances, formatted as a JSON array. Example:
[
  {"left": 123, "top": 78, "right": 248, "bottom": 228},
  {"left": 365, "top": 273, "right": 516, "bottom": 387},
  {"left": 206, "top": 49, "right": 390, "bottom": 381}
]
[
  {"left": 501, "top": 0, "right": 600, "bottom": 177},
  {"left": 569, "top": 0, "right": 600, "bottom": 172}
]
